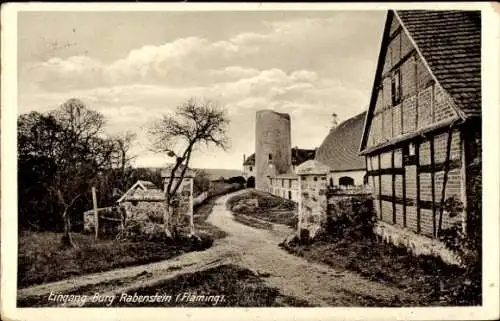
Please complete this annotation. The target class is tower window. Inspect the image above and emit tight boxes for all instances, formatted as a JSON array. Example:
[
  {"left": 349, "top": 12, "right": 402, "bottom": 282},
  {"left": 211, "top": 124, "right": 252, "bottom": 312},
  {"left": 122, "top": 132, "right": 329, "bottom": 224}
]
[
  {"left": 249, "top": 166, "right": 253, "bottom": 171},
  {"left": 269, "top": 154, "right": 272, "bottom": 160}
]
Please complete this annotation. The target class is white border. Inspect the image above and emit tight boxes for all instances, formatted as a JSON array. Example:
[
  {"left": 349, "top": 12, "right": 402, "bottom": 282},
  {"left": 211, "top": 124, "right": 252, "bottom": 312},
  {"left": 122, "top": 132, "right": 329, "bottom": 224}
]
[{"left": 2, "top": 2, "right": 499, "bottom": 321}]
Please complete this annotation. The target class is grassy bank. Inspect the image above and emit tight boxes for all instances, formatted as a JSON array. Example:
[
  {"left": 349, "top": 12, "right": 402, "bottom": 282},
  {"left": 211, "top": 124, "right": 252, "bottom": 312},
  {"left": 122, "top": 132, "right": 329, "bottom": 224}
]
[
  {"left": 17, "top": 231, "right": 213, "bottom": 289},
  {"left": 280, "top": 235, "right": 477, "bottom": 306},
  {"left": 95, "top": 264, "right": 311, "bottom": 307},
  {"left": 18, "top": 186, "right": 239, "bottom": 289},
  {"left": 227, "top": 189, "right": 297, "bottom": 229}
]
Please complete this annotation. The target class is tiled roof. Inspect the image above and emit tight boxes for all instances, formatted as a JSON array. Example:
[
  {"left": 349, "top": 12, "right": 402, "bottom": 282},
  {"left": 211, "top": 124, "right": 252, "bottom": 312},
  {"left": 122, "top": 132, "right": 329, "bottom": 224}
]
[
  {"left": 396, "top": 10, "right": 481, "bottom": 117},
  {"left": 315, "top": 112, "right": 367, "bottom": 171},
  {"left": 296, "top": 160, "right": 330, "bottom": 175},
  {"left": 117, "top": 180, "right": 164, "bottom": 203},
  {"left": 137, "top": 180, "right": 159, "bottom": 190},
  {"left": 243, "top": 148, "right": 316, "bottom": 166}
]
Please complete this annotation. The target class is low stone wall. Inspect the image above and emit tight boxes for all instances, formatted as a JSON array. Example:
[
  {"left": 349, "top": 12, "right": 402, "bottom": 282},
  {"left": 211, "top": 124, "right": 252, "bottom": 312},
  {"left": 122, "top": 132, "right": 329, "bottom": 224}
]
[
  {"left": 193, "top": 192, "right": 208, "bottom": 207},
  {"left": 121, "top": 201, "right": 166, "bottom": 223},
  {"left": 373, "top": 220, "right": 462, "bottom": 266},
  {"left": 83, "top": 206, "right": 124, "bottom": 234}
]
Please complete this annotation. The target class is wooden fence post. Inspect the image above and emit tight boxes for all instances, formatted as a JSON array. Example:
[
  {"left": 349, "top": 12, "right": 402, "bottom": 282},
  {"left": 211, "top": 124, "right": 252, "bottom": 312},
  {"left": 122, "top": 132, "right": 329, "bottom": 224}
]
[
  {"left": 92, "top": 187, "right": 99, "bottom": 239},
  {"left": 189, "top": 178, "right": 194, "bottom": 235},
  {"left": 297, "top": 176, "right": 302, "bottom": 239}
]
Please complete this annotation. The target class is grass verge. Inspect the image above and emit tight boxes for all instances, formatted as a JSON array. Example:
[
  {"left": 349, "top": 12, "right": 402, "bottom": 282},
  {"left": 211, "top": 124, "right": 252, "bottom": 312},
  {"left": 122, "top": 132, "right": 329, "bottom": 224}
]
[
  {"left": 18, "top": 189, "right": 236, "bottom": 289},
  {"left": 280, "top": 235, "right": 476, "bottom": 306},
  {"left": 90, "top": 264, "right": 311, "bottom": 307},
  {"left": 17, "top": 231, "right": 212, "bottom": 289},
  {"left": 227, "top": 189, "right": 297, "bottom": 229}
]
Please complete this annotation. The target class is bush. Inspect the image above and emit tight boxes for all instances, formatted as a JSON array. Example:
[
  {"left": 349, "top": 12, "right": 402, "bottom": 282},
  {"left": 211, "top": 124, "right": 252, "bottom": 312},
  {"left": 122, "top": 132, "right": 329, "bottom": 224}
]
[
  {"left": 321, "top": 195, "right": 376, "bottom": 240},
  {"left": 227, "top": 176, "right": 246, "bottom": 185},
  {"left": 436, "top": 159, "right": 482, "bottom": 305}
]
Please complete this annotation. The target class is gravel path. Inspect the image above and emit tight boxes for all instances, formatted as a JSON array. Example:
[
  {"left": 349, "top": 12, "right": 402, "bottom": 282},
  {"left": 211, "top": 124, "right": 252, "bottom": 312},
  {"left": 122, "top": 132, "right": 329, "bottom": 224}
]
[{"left": 18, "top": 189, "right": 412, "bottom": 307}]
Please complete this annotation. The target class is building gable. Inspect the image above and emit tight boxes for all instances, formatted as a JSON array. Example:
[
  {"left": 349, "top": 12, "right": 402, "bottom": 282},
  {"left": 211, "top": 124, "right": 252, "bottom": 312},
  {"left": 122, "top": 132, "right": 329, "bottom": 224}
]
[{"left": 360, "top": 10, "right": 476, "bottom": 154}]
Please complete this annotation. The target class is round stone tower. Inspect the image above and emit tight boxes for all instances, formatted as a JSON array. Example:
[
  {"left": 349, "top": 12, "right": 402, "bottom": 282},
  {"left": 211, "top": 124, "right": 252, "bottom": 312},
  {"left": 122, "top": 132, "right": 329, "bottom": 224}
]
[{"left": 255, "top": 109, "right": 292, "bottom": 191}]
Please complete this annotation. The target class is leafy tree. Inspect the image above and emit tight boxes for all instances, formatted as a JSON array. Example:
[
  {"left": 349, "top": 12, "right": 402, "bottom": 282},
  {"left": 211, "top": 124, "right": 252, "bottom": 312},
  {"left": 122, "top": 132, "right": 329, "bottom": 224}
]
[
  {"left": 148, "top": 98, "right": 229, "bottom": 238},
  {"left": 227, "top": 176, "right": 246, "bottom": 186},
  {"left": 18, "top": 99, "right": 120, "bottom": 247},
  {"left": 18, "top": 112, "right": 64, "bottom": 230}
]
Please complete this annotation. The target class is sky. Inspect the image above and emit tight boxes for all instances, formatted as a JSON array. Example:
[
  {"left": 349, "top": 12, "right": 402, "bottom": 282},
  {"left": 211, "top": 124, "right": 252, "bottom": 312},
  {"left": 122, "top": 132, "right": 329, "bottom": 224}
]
[{"left": 18, "top": 10, "right": 386, "bottom": 170}]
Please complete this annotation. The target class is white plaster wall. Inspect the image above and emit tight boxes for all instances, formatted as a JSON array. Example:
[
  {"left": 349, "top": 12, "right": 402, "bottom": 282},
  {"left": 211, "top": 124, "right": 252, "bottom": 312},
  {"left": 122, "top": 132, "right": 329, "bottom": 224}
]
[
  {"left": 327, "top": 170, "right": 367, "bottom": 186},
  {"left": 243, "top": 165, "right": 255, "bottom": 179}
]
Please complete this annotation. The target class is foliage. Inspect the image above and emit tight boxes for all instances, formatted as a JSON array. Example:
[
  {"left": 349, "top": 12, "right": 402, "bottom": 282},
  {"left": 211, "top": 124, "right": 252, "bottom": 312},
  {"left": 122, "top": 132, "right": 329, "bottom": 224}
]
[
  {"left": 281, "top": 235, "right": 470, "bottom": 306},
  {"left": 437, "top": 158, "right": 482, "bottom": 305},
  {"left": 228, "top": 190, "right": 297, "bottom": 229},
  {"left": 193, "top": 170, "right": 211, "bottom": 196},
  {"left": 18, "top": 99, "right": 136, "bottom": 246},
  {"left": 227, "top": 176, "right": 246, "bottom": 185},
  {"left": 321, "top": 195, "right": 376, "bottom": 240}
]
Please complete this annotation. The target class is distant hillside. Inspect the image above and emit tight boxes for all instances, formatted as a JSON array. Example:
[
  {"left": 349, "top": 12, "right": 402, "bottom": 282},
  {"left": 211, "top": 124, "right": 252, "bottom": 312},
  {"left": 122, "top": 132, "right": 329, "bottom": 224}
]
[
  {"left": 196, "top": 168, "right": 243, "bottom": 180},
  {"left": 137, "top": 167, "right": 243, "bottom": 180}
]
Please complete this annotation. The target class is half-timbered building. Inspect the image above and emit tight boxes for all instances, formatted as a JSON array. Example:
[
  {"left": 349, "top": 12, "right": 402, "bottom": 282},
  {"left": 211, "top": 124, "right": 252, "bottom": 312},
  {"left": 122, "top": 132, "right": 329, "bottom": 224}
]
[{"left": 360, "top": 10, "right": 481, "bottom": 239}]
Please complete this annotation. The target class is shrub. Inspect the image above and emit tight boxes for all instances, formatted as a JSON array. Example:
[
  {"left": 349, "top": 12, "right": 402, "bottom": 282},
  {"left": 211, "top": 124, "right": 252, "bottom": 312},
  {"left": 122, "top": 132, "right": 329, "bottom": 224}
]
[
  {"left": 321, "top": 195, "right": 376, "bottom": 240},
  {"left": 437, "top": 157, "right": 482, "bottom": 305},
  {"left": 227, "top": 176, "right": 246, "bottom": 185}
]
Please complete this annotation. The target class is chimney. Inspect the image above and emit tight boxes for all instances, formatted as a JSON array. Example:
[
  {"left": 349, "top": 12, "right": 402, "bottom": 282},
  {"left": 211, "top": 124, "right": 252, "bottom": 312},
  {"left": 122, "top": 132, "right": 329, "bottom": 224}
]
[
  {"left": 330, "top": 113, "right": 339, "bottom": 131},
  {"left": 243, "top": 154, "right": 246, "bottom": 163}
]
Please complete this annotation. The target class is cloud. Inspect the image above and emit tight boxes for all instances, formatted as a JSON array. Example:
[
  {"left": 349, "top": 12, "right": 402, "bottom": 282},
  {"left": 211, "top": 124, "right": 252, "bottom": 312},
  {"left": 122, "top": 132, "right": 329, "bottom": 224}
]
[{"left": 19, "top": 14, "right": 382, "bottom": 169}]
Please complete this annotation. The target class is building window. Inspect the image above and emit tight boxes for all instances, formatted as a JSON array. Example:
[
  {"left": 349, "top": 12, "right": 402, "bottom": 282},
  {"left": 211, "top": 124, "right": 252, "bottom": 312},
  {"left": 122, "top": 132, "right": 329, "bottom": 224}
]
[
  {"left": 391, "top": 69, "right": 402, "bottom": 105},
  {"left": 314, "top": 176, "right": 318, "bottom": 182},
  {"left": 403, "top": 143, "right": 418, "bottom": 165},
  {"left": 269, "top": 154, "right": 272, "bottom": 160},
  {"left": 249, "top": 166, "right": 253, "bottom": 171},
  {"left": 408, "top": 143, "right": 416, "bottom": 157}
]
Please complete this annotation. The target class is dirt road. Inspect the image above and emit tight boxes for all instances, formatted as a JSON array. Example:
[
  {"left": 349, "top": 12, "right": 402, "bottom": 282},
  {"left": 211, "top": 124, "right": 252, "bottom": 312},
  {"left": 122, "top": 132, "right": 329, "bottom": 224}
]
[{"left": 18, "top": 189, "right": 412, "bottom": 307}]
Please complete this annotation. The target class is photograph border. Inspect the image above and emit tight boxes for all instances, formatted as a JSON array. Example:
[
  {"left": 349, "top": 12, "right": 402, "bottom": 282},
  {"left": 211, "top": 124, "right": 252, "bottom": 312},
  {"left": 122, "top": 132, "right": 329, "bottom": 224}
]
[{"left": 2, "top": 2, "right": 499, "bottom": 320}]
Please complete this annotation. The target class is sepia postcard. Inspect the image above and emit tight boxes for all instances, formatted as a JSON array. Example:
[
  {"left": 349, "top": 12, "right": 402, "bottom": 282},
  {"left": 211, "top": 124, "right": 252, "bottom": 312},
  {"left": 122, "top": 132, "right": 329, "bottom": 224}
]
[{"left": 1, "top": 2, "right": 499, "bottom": 321}]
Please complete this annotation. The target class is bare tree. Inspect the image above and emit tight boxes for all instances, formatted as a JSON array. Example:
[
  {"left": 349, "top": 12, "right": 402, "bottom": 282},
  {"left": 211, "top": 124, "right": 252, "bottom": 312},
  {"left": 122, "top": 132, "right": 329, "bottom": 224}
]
[
  {"left": 110, "top": 131, "right": 137, "bottom": 190},
  {"left": 148, "top": 98, "right": 229, "bottom": 238}
]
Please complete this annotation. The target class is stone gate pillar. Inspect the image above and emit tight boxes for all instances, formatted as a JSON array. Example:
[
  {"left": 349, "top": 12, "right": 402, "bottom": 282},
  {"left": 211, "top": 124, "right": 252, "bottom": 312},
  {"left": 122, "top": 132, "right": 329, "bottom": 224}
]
[
  {"left": 161, "top": 166, "right": 195, "bottom": 235},
  {"left": 296, "top": 160, "right": 330, "bottom": 240}
]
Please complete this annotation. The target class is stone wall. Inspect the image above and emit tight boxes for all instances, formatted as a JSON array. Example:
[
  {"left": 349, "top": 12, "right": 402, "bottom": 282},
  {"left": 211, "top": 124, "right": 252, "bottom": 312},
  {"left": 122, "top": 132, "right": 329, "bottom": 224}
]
[
  {"left": 374, "top": 221, "right": 462, "bottom": 266},
  {"left": 121, "top": 201, "right": 166, "bottom": 223},
  {"left": 298, "top": 174, "right": 328, "bottom": 239},
  {"left": 327, "top": 170, "right": 367, "bottom": 187},
  {"left": 83, "top": 206, "right": 125, "bottom": 234}
]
